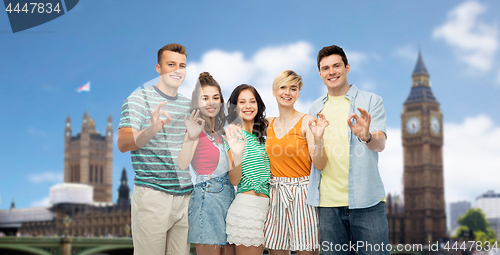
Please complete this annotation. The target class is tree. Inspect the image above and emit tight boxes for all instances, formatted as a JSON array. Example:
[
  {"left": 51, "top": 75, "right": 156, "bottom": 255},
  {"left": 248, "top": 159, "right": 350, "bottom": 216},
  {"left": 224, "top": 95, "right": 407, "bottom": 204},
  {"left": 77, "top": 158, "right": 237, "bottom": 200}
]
[{"left": 456, "top": 208, "right": 497, "bottom": 242}]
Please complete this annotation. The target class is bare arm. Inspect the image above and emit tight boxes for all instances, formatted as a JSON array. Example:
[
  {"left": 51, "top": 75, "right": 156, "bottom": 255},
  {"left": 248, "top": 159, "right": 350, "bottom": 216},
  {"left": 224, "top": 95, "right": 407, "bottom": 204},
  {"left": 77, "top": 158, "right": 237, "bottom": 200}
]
[
  {"left": 304, "top": 113, "right": 329, "bottom": 170},
  {"left": 225, "top": 125, "right": 245, "bottom": 186},
  {"left": 117, "top": 101, "right": 173, "bottom": 153},
  {"left": 177, "top": 110, "right": 204, "bottom": 170}
]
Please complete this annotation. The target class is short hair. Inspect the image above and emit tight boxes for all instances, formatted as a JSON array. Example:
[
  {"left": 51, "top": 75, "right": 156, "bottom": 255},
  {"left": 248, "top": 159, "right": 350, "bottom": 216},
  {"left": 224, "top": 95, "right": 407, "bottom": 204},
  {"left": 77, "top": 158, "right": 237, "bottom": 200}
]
[
  {"left": 190, "top": 72, "right": 226, "bottom": 133},
  {"left": 272, "top": 70, "right": 303, "bottom": 92},
  {"left": 317, "top": 45, "right": 348, "bottom": 69},
  {"left": 226, "top": 84, "right": 268, "bottom": 144},
  {"left": 158, "top": 43, "right": 187, "bottom": 64}
]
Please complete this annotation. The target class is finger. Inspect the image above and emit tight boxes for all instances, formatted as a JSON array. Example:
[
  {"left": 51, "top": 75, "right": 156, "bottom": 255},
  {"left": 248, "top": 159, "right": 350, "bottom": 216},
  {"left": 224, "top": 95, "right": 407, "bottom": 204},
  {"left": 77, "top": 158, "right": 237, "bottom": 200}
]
[
  {"left": 189, "top": 110, "right": 196, "bottom": 121},
  {"left": 308, "top": 119, "right": 317, "bottom": 128},
  {"left": 184, "top": 115, "right": 188, "bottom": 124},
  {"left": 347, "top": 119, "right": 354, "bottom": 129},
  {"left": 236, "top": 126, "right": 243, "bottom": 136},
  {"left": 194, "top": 109, "right": 200, "bottom": 120},
  {"left": 159, "top": 110, "right": 171, "bottom": 121},
  {"left": 367, "top": 113, "right": 371, "bottom": 125},
  {"left": 348, "top": 113, "right": 359, "bottom": 121},
  {"left": 155, "top": 101, "right": 168, "bottom": 112},
  {"left": 358, "top": 108, "right": 369, "bottom": 120},
  {"left": 198, "top": 118, "right": 205, "bottom": 126}
]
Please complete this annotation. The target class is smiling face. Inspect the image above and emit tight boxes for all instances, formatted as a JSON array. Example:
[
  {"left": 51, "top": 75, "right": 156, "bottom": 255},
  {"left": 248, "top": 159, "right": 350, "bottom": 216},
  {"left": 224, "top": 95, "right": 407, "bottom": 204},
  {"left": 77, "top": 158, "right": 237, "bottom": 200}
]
[
  {"left": 156, "top": 50, "right": 187, "bottom": 90},
  {"left": 197, "top": 86, "right": 221, "bottom": 119},
  {"left": 236, "top": 89, "right": 258, "bottom": 124},
  {"left": 318, "top": 54, "right": 350, "bottom": 96},
  {"left": 273, "top": 83, "right": 299, "bottom": 107}
]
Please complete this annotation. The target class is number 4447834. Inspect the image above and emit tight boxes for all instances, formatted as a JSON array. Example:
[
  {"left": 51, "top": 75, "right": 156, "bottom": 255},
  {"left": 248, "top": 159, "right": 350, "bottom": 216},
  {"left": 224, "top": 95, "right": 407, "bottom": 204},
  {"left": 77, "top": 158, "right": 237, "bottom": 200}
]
[
  {"left": 443, "top": 241, "right": 498, "bottom": 252},
  {"left": 6, "top": 3, "right": 61, "bottom": 14}
]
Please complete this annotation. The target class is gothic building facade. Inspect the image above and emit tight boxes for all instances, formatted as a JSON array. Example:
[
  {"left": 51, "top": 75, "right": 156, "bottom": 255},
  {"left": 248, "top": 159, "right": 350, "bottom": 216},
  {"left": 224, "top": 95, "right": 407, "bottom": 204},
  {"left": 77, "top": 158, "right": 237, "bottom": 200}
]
[{"left": 0, "top": 114, "right": 131, "bottom": 237}]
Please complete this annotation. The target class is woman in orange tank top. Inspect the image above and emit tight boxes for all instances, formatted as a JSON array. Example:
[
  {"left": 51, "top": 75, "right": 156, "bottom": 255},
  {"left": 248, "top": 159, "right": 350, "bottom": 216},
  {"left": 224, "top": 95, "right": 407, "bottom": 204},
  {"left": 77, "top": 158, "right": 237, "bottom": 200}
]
[{"left": 263, "top": 70, "right": 329, "bottom": 255}]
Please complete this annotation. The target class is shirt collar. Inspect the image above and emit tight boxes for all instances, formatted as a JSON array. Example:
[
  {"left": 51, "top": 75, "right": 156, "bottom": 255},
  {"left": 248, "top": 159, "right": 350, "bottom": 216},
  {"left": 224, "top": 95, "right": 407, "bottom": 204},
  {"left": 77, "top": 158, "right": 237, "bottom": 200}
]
[{"left": 321, "top": 84, "right": 359, "bottom": 103}]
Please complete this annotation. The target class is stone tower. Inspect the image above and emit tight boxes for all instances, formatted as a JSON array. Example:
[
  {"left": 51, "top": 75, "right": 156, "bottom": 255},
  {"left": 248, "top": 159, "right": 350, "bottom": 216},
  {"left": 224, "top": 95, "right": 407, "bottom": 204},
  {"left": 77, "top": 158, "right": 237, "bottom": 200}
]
[
  {"left": 64, "top": 113, "right": 113, "bottom": 203},
  {"left": 117, "top": 168, "right": 130, "bottom": 208},
  {"left": 402, "top": 50, "right": 447, "bottom": 244}
]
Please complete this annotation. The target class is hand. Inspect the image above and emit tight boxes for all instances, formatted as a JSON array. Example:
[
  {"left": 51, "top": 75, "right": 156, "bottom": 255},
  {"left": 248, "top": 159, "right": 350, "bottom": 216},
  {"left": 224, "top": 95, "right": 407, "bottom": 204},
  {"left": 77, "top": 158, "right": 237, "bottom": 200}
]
[
  {"left": 184, "top": 109, "right": 205, "bottom": 140},
  {"left": 347, "top": 107, "right": 371, "bottom": 141},
  {"left": 308, "top": 112, "right": 329, "bottom": 139},
  {"left": 225, "top": 124, "right": 246, "bottom": 157},
  {"left": 150, "top": 101, "right": 173, "bottom": 134}
]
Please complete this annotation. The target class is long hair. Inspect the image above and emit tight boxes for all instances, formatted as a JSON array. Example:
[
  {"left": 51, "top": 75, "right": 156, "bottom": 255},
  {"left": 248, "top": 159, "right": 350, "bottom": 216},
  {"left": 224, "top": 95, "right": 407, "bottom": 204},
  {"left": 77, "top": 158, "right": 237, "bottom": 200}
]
[
  {"left": 226, "top": 84, "right": 268, "bottom": 144},
  {"left": 190, "top": 72, "right": 226, "bottom": 134}
]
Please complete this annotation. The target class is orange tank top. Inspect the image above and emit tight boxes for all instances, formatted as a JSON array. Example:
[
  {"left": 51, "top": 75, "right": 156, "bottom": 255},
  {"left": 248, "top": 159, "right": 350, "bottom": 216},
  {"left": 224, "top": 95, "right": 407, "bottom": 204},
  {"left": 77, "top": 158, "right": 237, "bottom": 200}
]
[{"left": 265, "top": 115, "right": 312, "bottom": 178}]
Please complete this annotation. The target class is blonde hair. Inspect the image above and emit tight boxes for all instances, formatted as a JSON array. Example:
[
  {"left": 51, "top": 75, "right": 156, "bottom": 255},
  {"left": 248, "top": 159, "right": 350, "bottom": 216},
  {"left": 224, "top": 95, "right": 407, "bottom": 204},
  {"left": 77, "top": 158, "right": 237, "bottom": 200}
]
[{"left": 272, "top": 70, "right": 303, "bottom": 92}]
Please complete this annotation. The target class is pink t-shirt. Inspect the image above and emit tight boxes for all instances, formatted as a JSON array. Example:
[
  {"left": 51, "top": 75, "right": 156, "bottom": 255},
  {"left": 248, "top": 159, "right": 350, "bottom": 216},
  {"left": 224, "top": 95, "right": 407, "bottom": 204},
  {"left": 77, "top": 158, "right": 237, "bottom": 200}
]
[{"left": 191, "top": 131, "right": 221, "bottom": 175}]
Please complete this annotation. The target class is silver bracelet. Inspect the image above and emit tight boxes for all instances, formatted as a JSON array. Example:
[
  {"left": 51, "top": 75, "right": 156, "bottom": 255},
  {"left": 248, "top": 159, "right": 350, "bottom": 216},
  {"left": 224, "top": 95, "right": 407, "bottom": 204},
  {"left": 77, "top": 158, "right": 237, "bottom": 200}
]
[{"left": 314, "top": 144, "right": 324, "bottom": 149}]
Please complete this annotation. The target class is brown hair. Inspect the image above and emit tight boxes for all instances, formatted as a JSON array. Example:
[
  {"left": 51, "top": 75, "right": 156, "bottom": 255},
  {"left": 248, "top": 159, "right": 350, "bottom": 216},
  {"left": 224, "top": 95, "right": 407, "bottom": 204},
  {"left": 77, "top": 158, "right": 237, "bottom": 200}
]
[
  {"left": 317, "top": 45, "right": 348, "bottom": 69},
  {"left": 158, "top": 43, "right": 187, "bottom": 64},
  {"left": 226, "top": 84, "right": 268, "bottom": 144},
  {"left": 190, "top": 72, "right": 226, "bottom": 134}
]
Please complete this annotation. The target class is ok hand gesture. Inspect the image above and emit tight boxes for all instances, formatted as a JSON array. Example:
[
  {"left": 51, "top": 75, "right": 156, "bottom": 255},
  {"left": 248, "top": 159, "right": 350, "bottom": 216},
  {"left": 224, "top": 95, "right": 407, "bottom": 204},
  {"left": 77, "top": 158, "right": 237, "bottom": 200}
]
[
  {"left": 184, "top": 110, "right": 205, "bottom": 140},
  {"left": 150, "top": 101, "right": 173, "bottom": 134},
  {"left": 347, "top": 107, "right": 371, "bottom": 141},
  {"left": 308, "top": 112, "right": 329, "bottom": 139}
]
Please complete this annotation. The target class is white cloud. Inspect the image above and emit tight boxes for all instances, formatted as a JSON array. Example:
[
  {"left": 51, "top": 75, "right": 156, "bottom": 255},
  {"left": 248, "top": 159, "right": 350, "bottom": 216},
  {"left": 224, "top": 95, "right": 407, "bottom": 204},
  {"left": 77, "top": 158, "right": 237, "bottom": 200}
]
[
  {"left": 380, "top": 114, "right": 500, "bottom": 207},
  {"left": 433, "top": 1, "right": 499, "bottom": 71},
  {"left": 393, "top": 45, "right": 418, "bottom": 61},
  {"left": 31, "top": 196, "right": 51, "bottom": 207},
  {"left": 28, "top": 171, "right": 63, "bottom": 184},
  {"left": 28, "top": 127, "right": 47, "bottom": 137}
]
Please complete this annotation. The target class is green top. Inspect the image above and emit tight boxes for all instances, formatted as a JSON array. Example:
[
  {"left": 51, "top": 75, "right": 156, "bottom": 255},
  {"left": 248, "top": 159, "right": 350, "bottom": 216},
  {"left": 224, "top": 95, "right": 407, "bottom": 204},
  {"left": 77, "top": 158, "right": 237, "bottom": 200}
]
[{"left": 227, "top": 130, "right": 270, "bottom": 197}]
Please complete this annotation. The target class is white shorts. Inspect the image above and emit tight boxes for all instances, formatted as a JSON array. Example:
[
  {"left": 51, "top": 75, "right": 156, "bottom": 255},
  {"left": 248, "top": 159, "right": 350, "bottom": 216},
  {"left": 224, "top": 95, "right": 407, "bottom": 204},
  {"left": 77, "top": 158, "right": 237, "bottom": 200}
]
[
  {"left": 264, "top": 176, "right": 319, "bottom": 251},
  {"left": 226, "top": 193, "right": 270, "bottom": 247}
]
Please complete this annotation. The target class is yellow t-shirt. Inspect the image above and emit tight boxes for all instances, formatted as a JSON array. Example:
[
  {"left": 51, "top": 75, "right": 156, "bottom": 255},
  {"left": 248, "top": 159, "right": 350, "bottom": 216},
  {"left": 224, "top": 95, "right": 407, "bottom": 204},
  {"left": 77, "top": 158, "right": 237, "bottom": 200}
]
[{"left": 319, "top": 95, "right": 350, "bottom": 207}]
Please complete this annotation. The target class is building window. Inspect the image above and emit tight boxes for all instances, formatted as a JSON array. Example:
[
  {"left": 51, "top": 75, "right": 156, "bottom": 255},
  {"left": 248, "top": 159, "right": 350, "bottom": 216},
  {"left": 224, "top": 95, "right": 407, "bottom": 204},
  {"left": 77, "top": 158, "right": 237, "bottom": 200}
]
[
  {"left": 100, "top": 166, "right": 103, "bottom": 183},
  {"left": 95, "top": 167, "right": 98, "bottom": 183}
]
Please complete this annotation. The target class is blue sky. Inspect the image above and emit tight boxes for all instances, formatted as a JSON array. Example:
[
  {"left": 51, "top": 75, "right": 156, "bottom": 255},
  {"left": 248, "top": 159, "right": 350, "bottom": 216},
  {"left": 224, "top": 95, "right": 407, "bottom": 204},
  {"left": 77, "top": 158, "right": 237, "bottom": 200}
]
[{"left": 1, "top": 0, "right": 499, "bottom": 226}]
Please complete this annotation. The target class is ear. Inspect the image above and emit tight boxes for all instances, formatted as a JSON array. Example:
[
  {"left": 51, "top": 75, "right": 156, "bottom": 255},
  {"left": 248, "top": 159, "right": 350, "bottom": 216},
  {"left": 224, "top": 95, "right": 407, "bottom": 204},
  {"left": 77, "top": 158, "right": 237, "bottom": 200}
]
[
  {"left": 272, "top": 89, "right": 276, "bottom": 97},
  {"left": 156, "top": 64, "right": 161, "bottom": 74},
  {"left": 318, "top": 69, "right": 322, "bottom": 77},
  {"left": 346, "top": 63, "right": 351, "bottom": 74}
]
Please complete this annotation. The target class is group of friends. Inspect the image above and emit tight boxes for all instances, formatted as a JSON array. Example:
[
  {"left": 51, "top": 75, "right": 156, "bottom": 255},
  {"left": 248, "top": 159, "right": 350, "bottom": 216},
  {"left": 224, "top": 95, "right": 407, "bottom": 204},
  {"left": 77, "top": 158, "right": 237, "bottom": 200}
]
[{"left": 117, "top": 43, "right": 389, "bottom": 255}]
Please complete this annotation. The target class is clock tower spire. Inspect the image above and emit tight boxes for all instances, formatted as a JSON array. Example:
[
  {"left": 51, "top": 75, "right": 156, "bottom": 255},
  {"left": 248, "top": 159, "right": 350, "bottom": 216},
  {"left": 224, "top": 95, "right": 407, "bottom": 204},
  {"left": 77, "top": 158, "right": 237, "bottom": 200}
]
[{"left": 402, "top": 50, "right": 447, "bottom": 244}]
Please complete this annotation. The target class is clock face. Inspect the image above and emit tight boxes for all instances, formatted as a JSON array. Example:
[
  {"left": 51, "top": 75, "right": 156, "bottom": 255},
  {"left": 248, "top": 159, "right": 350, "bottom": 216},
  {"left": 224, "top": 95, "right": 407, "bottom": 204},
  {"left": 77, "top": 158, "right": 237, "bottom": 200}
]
[
  {"left": 66, "top": 131, "right": 70, "bottom": 137},
  {"left": 406, "top": 117, "right": 421, "bottom": 135},
  {"left": 431, "top": 117, "right": 440, "bottom": 134}
]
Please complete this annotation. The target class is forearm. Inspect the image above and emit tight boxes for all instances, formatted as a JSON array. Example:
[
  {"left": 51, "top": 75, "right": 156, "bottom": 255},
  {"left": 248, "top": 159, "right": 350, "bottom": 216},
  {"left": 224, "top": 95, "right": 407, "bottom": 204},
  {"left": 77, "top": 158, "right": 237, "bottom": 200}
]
[
  {"left": 117, "top": 127, "right": 158, "bottom": 152},
  {"left": 228, "top": 150, "right": 242, "bottom": 186},
  {"left": 311, "top": 137, "right": 327, "bottom": 170},
  {"left": 365, "top": 131, "right": 386, "bottom": 152},
  {"left": 177, "top": 134, "right": 198, "bottom": 170}
]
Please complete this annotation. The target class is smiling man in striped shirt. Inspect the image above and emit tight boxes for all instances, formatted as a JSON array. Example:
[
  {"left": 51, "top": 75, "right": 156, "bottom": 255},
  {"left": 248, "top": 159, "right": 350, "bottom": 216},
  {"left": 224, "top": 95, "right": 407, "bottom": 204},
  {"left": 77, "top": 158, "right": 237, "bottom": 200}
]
[{"left": 117, "top": 43, "right": 192, "bottom": 255}]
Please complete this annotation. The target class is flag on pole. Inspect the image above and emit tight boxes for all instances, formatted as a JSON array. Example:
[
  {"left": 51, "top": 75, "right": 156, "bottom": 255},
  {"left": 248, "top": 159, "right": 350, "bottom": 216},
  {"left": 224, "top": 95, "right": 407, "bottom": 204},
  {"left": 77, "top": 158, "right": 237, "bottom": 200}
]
[{"left": 76, "top": 82, "right": 90, "bottom": 93}]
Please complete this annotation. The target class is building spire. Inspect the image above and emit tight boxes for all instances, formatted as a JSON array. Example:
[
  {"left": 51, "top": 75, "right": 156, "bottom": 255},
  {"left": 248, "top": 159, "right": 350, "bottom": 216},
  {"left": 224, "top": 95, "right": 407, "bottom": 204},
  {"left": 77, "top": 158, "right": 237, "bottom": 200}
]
[{"left": 412, "top": 48, "right": 429, "bottom": 77}]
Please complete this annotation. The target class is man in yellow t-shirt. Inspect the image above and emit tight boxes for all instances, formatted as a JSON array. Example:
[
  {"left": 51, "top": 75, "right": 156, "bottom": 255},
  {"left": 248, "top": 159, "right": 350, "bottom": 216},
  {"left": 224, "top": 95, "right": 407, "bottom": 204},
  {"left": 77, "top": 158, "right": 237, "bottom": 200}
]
[{"left": 308, "top": 45, "right": 389, "bottom": 255}]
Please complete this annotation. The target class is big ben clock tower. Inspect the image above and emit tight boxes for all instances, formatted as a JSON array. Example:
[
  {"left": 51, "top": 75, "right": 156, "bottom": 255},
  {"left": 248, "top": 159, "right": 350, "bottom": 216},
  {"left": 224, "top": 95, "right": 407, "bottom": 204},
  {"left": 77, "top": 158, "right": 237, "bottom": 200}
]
[{"left": 402, "top": 50, "right": 447, "bottom": 244}]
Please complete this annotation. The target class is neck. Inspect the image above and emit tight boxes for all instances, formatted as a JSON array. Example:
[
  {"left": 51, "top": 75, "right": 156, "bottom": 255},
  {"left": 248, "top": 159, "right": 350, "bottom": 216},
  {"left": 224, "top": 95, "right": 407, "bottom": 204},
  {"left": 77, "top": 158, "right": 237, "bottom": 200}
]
[
  {"left": 156, "top": 82, "right": 178, "bottom": 97},
  {"left": 202, "top": 116, "right": 215, "bottom": 133},
  {"left": 243, "top": 120, "right": 254, "bottom": 134},
  {"left": 327, "top": 82, "right": 350, "bottom": 97},
  {"left": 277, "top": 105, "right": 297, "bottom": 122}
]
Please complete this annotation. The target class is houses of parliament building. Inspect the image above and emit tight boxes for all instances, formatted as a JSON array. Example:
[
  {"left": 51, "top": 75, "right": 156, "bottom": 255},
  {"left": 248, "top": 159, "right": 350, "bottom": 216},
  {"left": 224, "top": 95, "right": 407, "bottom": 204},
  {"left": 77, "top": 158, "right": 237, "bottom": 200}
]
[{"left": 0, "top": 114, "right": 131, "bottom": 237}]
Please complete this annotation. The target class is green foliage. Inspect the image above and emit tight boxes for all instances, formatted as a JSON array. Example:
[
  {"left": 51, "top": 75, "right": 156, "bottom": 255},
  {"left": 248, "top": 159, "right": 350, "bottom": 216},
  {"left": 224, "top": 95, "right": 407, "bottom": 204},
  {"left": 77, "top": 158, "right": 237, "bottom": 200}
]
[
  {"left": 456, "top": 208, "right": 498, "bottom": 242},
  {"left": 458, "top": 208, "right": 489, "bottom": 232}
]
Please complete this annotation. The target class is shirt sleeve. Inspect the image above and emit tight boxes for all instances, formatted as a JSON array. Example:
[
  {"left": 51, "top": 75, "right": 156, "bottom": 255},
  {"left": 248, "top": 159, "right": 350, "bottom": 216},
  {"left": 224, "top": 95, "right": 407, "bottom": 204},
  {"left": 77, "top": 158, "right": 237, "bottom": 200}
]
[
  {"left": 368, "top": 95, "right": 387, "bottom": 137},
  {"left": 118, "top": 93, "right": 146, "bottom": 131}
]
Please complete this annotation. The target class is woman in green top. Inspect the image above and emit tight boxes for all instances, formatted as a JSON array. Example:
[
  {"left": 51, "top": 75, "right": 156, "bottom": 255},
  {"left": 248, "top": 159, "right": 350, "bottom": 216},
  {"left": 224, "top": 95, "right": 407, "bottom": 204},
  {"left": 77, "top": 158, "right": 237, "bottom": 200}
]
[{"left": 225, "top": 84, "right": 270, "bottom": 255}]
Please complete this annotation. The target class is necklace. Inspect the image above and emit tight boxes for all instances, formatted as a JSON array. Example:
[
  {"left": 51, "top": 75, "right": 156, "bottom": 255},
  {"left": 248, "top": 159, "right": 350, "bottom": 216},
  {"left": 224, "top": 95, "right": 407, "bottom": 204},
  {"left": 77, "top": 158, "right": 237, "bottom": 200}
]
[{"left": 204, "top": 130, "right": 216, "bottom": 142}]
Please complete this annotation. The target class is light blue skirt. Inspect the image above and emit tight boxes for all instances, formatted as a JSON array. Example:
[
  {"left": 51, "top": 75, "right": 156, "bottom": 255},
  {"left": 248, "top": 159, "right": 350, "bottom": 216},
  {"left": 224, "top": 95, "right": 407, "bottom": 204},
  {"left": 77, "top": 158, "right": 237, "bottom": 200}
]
[{"left": 188, "top": 173, "right": 235, "bottom": 245}]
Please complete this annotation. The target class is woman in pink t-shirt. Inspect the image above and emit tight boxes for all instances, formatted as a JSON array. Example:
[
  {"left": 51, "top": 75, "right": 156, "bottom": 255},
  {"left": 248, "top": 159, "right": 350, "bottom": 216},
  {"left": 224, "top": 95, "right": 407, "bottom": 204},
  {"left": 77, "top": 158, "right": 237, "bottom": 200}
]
[{"left": 178, "top": 72, "right": 235, "bottom": 255}]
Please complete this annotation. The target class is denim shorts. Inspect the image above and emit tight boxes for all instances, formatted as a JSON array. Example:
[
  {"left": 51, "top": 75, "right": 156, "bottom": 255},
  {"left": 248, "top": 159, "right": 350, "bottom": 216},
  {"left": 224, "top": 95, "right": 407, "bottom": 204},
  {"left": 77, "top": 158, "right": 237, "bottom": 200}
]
[{"left": 188, "top": 174, "right": 235, "bottom": 245}]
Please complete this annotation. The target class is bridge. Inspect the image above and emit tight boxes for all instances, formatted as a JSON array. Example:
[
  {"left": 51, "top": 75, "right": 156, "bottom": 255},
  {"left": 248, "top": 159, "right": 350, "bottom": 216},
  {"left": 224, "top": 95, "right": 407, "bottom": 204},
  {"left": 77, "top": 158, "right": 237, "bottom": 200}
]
[{"left": 0, "top": 236, "right": 133, "bottom": 255}]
